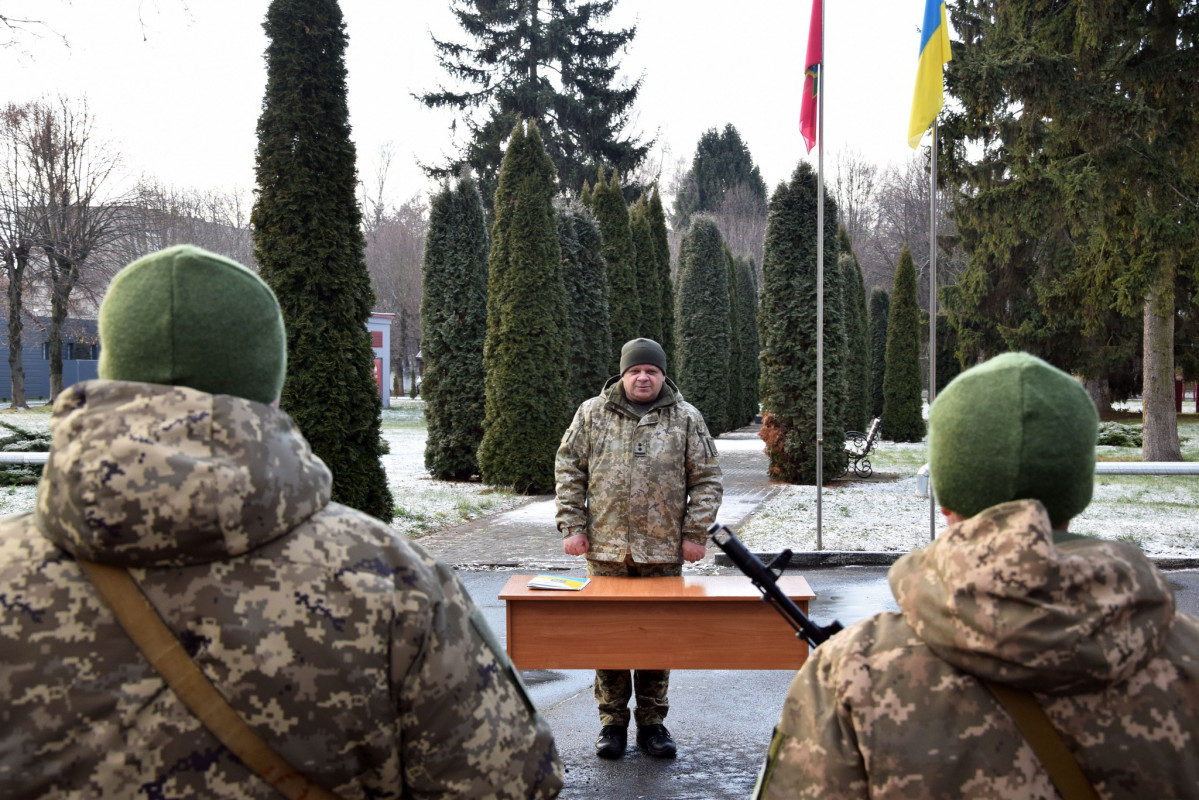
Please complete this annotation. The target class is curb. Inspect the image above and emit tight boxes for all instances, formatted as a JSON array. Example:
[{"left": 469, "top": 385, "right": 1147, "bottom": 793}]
[{"left": 716, "top": 553, "right": 1199, "bottom": 571}]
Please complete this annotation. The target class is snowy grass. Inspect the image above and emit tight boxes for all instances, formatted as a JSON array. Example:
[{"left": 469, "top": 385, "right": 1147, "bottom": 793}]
[{"left": 738, "top": 414, "right": 1199, "bottom": 558}]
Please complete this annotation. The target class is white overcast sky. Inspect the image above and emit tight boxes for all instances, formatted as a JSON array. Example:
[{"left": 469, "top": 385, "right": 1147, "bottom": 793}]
[{"left": 2, "top": 0, "right": 937, "bottom": 208}]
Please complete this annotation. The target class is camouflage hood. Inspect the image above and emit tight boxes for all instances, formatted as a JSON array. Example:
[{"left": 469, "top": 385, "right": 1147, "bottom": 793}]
[
  {"left": 889, "top": 499, "right": 1176, "bottom": 694},
  {"left": 35, "top": 380, "right": 332, "bottom": 568}
]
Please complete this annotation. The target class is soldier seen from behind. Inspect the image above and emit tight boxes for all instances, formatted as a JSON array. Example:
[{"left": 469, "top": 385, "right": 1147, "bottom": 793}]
[
  {"left": 556, "top": 337, "right": 723, "bottom": 760},
  {"left": 755, "top": 352, "right": 1199, "bottom": 798},
  {"left": 0, "top": 245, "right": 562, "bottom": 799}
]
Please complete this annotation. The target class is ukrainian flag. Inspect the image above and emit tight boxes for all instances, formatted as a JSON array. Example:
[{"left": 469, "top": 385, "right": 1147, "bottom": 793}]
[{"left": 908, "top": 0, "right": 952, "bottom": 148}]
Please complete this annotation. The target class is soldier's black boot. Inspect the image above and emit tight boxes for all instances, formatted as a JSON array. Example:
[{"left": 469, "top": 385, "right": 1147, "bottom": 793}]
[
  {"left": 595, "top": 725, "right": 627, "bottom": 759},
  {"left": 636, "top": 724, "right": 677, "bottom": 758}
]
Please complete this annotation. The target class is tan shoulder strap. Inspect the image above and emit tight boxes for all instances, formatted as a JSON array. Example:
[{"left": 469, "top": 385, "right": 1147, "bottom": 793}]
[
  {"left": 78, "top": 559, "right": 343, "bottom": 800},
  {"left": 985, "top": 680, "right": 1100, "bottom": 800}
]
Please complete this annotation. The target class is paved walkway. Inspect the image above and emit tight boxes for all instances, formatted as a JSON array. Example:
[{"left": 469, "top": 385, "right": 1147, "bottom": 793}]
[{"left": 414, "top": 426, "right": 780, "bottom": 571}]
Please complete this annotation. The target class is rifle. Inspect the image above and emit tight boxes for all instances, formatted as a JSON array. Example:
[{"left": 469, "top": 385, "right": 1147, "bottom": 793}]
[{"left": 707, "top": 522, "right": 843, "bottom": 649}]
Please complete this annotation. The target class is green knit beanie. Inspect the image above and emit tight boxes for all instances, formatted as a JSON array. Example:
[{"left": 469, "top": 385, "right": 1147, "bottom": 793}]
[
  {"left": 928, "top": 352, "right": 1097, "bottom": 527},
  {"left": 98, "top": 245, "right": 287, "bottom": 405},
  {"left": 620, "top": 338, "right": 667, "bottom": 375}
]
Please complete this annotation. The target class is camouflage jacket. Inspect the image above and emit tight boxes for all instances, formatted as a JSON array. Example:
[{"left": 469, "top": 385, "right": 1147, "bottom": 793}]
[
  {"left": 0, "top": 380, "right": 562, "bottom": 800},
  {"left": 757, "top": 499, "right": 1199, "bottom": 800},
  {"left": 554, "top": 376, "right": 722, "bottom": 563}
]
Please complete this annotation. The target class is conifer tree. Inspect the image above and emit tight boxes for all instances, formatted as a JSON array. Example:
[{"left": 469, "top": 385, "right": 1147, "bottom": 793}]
[
  {"left": 934, "top": 312, "right": 961, "bottom": 393},
  {"left": 734, "top": 255, "right": 761, "bottom": 425},
  {"left": 591, "top": 166, "right": 640, "bottom": 373},
  {"left": 674, "top": 215, "right": 730, "bottom": 435},
  {"left": 477, "top": 121, "right": 572, "bottom": 493},
  {"left": 882, "top": 245, "right": 925, "bottom": 442},
  {"left": 647, "top": 185, "right": 675, "bottom": 365},
  {"left": 630, "top": 196, "right": 663, "bottom": 343},
  {"left": 251, "top": 0, "right": 393, "bottom": 519},
  {"left": 757, "top": 161, "right": 846, "bottom": 483},
  {"left": 839, "top": 228, "right": 870, "bottom": 432},
  {"left": 556, "top": 197, "right": 611, "bottom": 408},
  {"left": 421, "top": 173, "right": 489, "bottom": 480},
  {"left": 868, "top": 288, "right": 890, "bottom": 420},
  {"left": 418, "top": 0, "right": 650, "bottom": 205},
  {"left": 725, "top": 245, "right": 744, "bottom": 432}
]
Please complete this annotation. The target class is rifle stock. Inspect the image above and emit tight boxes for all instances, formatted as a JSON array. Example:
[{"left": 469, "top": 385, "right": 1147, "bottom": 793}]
[{"left": 708, "top": 523, "right": 843, "bottom": 649}]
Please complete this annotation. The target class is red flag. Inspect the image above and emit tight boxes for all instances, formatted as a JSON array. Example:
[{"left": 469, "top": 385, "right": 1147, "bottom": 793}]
[{"left": 800, "top": 0, "right": 822, "bottom": 153}]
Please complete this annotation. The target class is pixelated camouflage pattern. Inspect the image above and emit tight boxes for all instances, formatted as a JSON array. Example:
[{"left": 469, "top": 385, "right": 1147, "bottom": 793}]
[
  {"left": 0, "top": 380, "right": 562, "bottom": 799},
  {"left": 555, "top": 376, "right": 722, "bottom": 563},
  {"left": 756, "top": 499, "right": 1199, "bottom": 799},
  {"left": 586, "top": 559, "right": 681, "bottom": 727}
]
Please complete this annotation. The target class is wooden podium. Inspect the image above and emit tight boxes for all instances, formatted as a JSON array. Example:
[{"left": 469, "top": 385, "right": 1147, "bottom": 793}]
[{"left": 499, "top": 574, "right": 815, "bottom": 670}]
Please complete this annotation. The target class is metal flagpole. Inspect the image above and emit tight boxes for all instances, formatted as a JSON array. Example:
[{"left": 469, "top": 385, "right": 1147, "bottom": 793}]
[
  {"left": 928, "top": 120, "right": 938, "bottom": 542},
  {"left": 815, "top": 0, "right": 825, "bottom": 550}
]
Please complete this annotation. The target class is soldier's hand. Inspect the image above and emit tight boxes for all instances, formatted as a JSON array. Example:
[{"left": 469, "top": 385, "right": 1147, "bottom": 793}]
[
  {"left": 682, "top": 540, "right": 706, "bottom": 562},
  {"left": 563, "top": 533, "right": 590, "bottom": 556}
]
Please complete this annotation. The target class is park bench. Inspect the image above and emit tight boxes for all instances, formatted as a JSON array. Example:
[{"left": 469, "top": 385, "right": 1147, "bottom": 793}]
[
  {"left": 499, "top": 574, "right": 816, "bottom": 670},
  {"left": 843, "top": 417, "right": 882, "bottom": 478}
]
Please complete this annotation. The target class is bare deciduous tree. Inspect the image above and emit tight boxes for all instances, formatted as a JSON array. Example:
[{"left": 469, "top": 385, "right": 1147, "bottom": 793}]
[
  {"left": 16, "top": 96, "right": 130, "bottom": 399},
  {"left": 362, "top": 153, "right": 428, "bottom": 393},
  {"left": 0, "top": 102, "right": 40, "bottom": 407}
]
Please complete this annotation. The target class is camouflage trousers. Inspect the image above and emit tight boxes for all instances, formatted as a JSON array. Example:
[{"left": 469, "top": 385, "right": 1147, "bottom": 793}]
[{"left": 586, "top": 557, "right": 682, "bottom": 728}]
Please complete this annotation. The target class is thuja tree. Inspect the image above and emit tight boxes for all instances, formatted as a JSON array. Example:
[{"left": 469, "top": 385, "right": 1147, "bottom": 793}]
[
  {"left": 556, "top": 197, "right": 611, "bottom": 408},
  {"left": 734, "top": 254, "right": 761, "bottom": 426},
  {"left": 251, "top": 0, "right": 393, "bottom": 519},
  {"left": 647, "top": 185, "right": 675, "bottom": 364},
  {"left": 868, "top": 288, "right": 890, "bottom": 419},
  {"left": 477, "top": 121, "right": 572, "bottom": 493},
  {"left": 724, "top": 245, "right": 744, "bottom": 433},
  {"left": 882, "top": 245, "right": 925, "bottom": 442},
  {"left": 839, "top": 228, "right": 870, "bottom": 432},
  {"left": 630, "top": 196, "right": 663, "bottom": 343},
  {"left": 421, "top": 172, "right": 489, "bottom": 480},
  {"left": 590, "top": 167, "right": 640, "bottom": 371},
  {"left": 757, "top": 160, "right": 846, "bottom": 483},
  {"left": 674, "top": 215, "right": 731, "bottom": 435}
]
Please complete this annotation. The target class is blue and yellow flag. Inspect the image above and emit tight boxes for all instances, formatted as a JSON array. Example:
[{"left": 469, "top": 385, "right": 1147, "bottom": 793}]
[{"left": 907, "top": 0, "right": 952, "bottom": 148}]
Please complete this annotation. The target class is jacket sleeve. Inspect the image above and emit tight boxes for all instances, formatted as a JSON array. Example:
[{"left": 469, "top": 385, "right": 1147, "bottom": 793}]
[
  {"left": 397, "top": 551, "right": 562, "bottom": 799},
  {"left": 754, "top": 633, "right": 869, "bottom": 800},
  {"left": 681, "top": 412, "right": 723, "bottom": 544},
  {"left": 554, "top": 405, "right": 590, "bottom": 538}
]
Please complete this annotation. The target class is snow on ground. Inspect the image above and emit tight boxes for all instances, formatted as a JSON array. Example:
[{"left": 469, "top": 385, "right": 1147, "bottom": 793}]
[{"left": 738, "top": 423, "right": 1199, "bottom": 558}]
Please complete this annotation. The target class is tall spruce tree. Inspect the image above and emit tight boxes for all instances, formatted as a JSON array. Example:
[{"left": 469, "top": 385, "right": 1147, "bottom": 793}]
[
  {"left": 418, "top": 0, "right": 650, "bottom": 206},
  {"left": 757, "top": 161, "right": 845, "bottom": 483},
  {"left": 591, "top": 167, "right": 640, "bottom": 373},
  {"left": 868, "top": 288, "right": 889, "bottom": 420},
  {"left": 943, "top": 0, "right": 1198, "bottom": 459},
  {"left": 647, "top": 185, "right": 675, "bottom": 365},
  {"left": 556, "top": 197, "right": 611, "bottom": 408},
  {"left": 421, "top": 173, "right": 489, "bottom": 480},
  {"left": 839, "top": 228, "right": 870, "bottom": 432},
  {"left": 251, "top": 0, "right": 393, "bottom": 519},
  {"left": 674, "top": 215, "right": 731, "bottom": 435},
  {"left": 630, "top": 196, "right": 663, "bottom": 343},
  {"left": 672, "top": 124, "right": 769, "bottom": 231},
  {"left": 734, "top": 255, "right": 761, "bottom": 425},
  {"left": 477, "top": 120, "right": 572, "bottom": 493},
  {"left": 882, "top": 245, "right": 925, "bottom": 442}
]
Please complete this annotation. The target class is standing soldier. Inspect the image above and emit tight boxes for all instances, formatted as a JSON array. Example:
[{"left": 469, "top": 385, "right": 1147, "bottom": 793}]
[
  {"left": 755, "top": 353, "right": 1199, "bottom": 799},
  {"left": 556, "top": 337, "right": 723, "bottom": 760}
]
